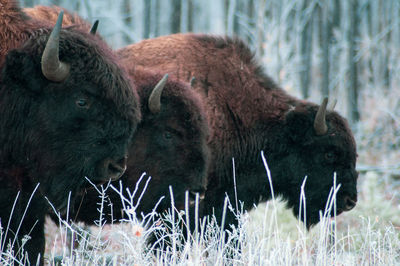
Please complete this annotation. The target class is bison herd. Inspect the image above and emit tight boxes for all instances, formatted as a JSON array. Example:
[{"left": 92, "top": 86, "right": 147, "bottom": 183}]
[{"left": 0, "top": 1, "right": 358, "bottom": 264}]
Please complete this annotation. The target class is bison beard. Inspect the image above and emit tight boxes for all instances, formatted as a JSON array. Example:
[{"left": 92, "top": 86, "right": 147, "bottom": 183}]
[
  {"left": 117, "top": 33, "right": 358, "bottom": 231},
  {"left": 0, "top": 2, "right": 140, "bottom": 264}
]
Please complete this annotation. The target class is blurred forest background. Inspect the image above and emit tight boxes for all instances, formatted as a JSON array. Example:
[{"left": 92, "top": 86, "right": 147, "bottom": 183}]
[{"left": 19, "top": 0, "right": 400, "bottom": 169}]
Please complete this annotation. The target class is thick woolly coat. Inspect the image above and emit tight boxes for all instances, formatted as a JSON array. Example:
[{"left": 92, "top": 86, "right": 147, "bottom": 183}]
[
  {"left": 118, "top": 33, "right": 358, "bottom": 229},
  {"left": 0, "top": 1, "right": 140, "bottom": 263}
]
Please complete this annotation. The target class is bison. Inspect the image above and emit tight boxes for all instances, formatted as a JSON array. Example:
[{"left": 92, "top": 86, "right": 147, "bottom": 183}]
[
  {"left": 0, "top": 1, "right": 141, "bottom": 264},
  {"left": 23, "top": 5, "right": 209, "bottom": 230},
  {"left": 117, "top": 33, "right": 358, "bottom": 230}
]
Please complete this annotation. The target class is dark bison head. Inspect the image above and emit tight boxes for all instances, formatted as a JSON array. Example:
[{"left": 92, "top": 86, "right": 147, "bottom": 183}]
[
  {"left": 103, "top": 70, "right": 209, "bottom": 216},
  {"left": 0, "top": 13, "right": 141, "bottom": 212},
  {"left": 275, "top": 99, "right": 357, "bottom": 228}
]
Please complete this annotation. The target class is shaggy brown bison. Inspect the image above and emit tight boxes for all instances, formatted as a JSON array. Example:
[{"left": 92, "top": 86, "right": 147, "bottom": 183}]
[
  {"left": 117, "top": 33, "right": 358, "bottom": 230},
  {"left": 0, "top": 1, "right": 141, "bottom": 264},
  {"left": 24, "top": 6, "right": 209, "bottom": 227}
]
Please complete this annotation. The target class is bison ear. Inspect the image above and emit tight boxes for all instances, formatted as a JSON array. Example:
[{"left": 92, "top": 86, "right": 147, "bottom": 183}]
[
  {"left": 1, "top": 50, "right": 46, "bottom": 93},
  {"left": 284, "top": 109, "right": 315, "bottom": 143}
]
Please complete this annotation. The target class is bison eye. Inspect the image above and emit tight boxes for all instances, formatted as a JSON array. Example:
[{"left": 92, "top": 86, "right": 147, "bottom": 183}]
[
  {"left": 325, "top": 152, "right": 335, "bottom": 162},
  {"left": 164, "top": 132, "right": 172, "bottom": 139},
  {"left": 76, "top": 98, "right": 88, "bottom": 108}
]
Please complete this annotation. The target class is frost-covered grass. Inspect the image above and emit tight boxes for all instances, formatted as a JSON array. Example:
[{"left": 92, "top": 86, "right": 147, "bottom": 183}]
[
  {"left": 35, "top": 163, "right": 394, "bottom": 265},
  {"left": 1, "top": 157, "right": 399, "bottom": 265}
]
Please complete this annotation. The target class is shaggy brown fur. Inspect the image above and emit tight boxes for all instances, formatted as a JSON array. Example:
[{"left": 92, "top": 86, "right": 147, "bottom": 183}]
[
  {"left": 24, "top": 5, "right": 88, "bottom": 29},
  {"left": 118, "top": 33, "right": 358, "bottom": 231},
  {"left": 0, "top": 1, "right": 43, "bottom": 66},
  {"left": 23, "top": 5, "right": 95, "bottom": 35},
  {"left": 0, "top": 1, "right": 140, "bottom": 264}
]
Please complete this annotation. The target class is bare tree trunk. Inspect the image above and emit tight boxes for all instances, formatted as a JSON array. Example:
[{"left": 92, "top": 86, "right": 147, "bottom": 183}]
[
  {"left": 246, "top": 0, "right": 255, "bottom": 44},
  {"left": 188, "top": 0, "right": 194, "bottom": 32},
  {"left": 171, "top": 0, "right": 182, "bottom": 33},
  {"left": 123, "top": 0, "right": 132, "bottom": 43},
  {"left": 299, "top": 0, "right": 313, "bottom": 99},
  {"left": 233, "top": 0, "right": 241, "bottom": 35},
  {"left": 256, "top": 0, "right": 266, "bottom": 58},
  {"left": 181, "top": 0, "right": 189, "bottom": 33},
  {"left": 154, "top": 0, "right": 161, "bottom": 36},
  {"left": 227, "top": 0, "right": 236, "bottom": 35},
  {"left": 362, "top": 0, "right": 373, "bottom": 85},
  {"left": 143, "top": 0, "right": 151, "bottom": 39},
  {"left": 332, "top": 0, "right": 341, "bottom": 28},
  {"left": 382, "top": 0, "right": 392, "bottom": 90},
  {"left": 321, "top": 0, "right": 331, "bottom": 97},
  {"left": 329, "top": 0, "right": 341, "bottom": 96},
  {"left": 392, "top": 0, "right": 400, "bottom": 48},
  {"left": 275, "top": 0, "right": 282, "bottom": 83},
  {"left": 371, "top": 0, "right": 382, "bottom": 88},
  {"left": 347, "top": 0, "right": 359, "bottom": 123}
]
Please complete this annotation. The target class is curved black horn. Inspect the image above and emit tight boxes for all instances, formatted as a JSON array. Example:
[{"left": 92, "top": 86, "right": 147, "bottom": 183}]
[
  {"left": 41, "top": 11, "right": 70, "bottom": 82},
  {"left": 90, "top": 20, "right": 99, "bottom": 35},
  {"left": 148, "top": 74, "right": 169, "bottom": 114},
  {"left": 314, "top": 97, "right": 328, "bottom": 135}
]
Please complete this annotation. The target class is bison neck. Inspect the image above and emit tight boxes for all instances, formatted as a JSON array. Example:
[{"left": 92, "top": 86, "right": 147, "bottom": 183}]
[
  {"left": 203, "top": 120, "right": 291, "bottom": 223},
  {"left": 0, "top": 87, "right": 36, "bottom": 163}
]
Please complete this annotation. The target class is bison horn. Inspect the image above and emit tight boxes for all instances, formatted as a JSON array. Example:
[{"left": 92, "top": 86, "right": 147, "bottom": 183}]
[
  {"left": 90, "top": 20, "right": 99, "bottom": 35},
  {"left": 314, "top": 97, "right": 328, "bottom": 135},
  {"left": 148, "top": 74, "right": 168, "bottom": 114},
  {"left": 41, "top": 11, "right": 70, "bottom": 82}
]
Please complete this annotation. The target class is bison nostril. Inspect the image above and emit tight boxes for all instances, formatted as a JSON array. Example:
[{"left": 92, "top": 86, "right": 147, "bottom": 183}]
[
  {"left": 344, "top": 196, "right": 357, "bottom": 211},
  {"left": 107, "top": 157, "right": 127, "bottom": 181}
]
